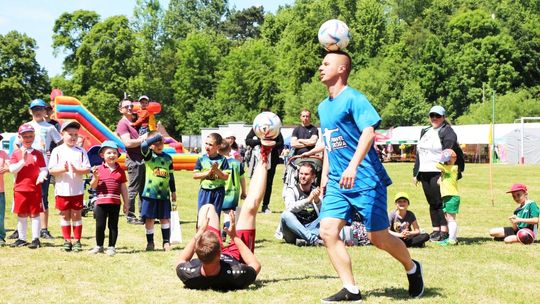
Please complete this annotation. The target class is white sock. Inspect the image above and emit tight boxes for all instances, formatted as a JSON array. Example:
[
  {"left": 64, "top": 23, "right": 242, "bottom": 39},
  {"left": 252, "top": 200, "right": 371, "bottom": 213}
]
[
  {"left": 223, "top": 213, "right": 231, "bottom": 226},
  {"left": 448, "top": 220, "right": 458, "bottom": 241},
  {"left": 161, "top": 223, "right": 170, "bottom": 229},
  {"left": 343, "top": 285, "right": 359, "bottom": 294},
  {"left": 18, "top": 217, "right": 28, "bottom": 241},
  {"left": 406, "top": 262, "right": 417, "bottom": 275},
  {"left": 146, "top": 228, "right": 154, "bottom": 234},
  {"left": 31, "top": 216, "right": 41, "bottom": 240}
]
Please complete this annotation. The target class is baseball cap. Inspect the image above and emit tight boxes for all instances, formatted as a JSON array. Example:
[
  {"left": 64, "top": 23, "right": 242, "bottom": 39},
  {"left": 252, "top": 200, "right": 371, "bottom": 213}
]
[
  {"left": 29, "top": 99, "right": 46, "bottom": 109},
  {"left": 138, "top": 95, "right": 149, "bottom": 102},
  {"left": 429, "top": 105, "right": 446, "bottom": 116},
  {"left": 60, "top": 121, "right": 81, "bottom": 132},
  {"left": 394, "top": 192, "right": 410, "bottom": 203},
  {"left": 99, "top": 140, "right": 120, "bottom": 154},
  {"left": 506, "top": 183, "right": 527, "bottom": 193},
  {"left": 18, "top": 123, "right": 35, "bottom": 134}
]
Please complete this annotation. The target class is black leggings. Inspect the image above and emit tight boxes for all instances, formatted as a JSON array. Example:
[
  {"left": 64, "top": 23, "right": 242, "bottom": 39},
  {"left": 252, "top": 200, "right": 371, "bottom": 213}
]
[
  {"left": 94, "top": 204, "right": 120, "bottom": 247},
  {"left": 418, "top": 172, "right": 447, "bottom": 228},
  {"left": 402, "top": 233, "right": 430, "bottom": 248}
]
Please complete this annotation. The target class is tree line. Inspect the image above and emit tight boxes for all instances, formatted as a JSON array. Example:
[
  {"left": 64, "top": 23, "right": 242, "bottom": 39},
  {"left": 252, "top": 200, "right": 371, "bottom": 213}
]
[{"left": 1, "top": 0, "right": 539, "bottom": 136}]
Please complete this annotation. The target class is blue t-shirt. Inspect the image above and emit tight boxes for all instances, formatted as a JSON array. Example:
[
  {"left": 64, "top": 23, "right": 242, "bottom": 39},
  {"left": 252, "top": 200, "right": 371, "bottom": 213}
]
[
  {"left": 318, "top": 86, "right": 392, "bottom": 192},
  {"left": 194, "top": 154, "right": 230, "bottom": 190}
]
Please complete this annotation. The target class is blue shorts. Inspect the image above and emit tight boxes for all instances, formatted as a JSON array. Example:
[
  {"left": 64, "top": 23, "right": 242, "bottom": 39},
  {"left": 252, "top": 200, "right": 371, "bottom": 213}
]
[
  {"left": 141, "top": 198, "right": 171, "bottom": 220},
  {"left": 198, "top": 187, "right": 225, "bottom": 214},
  {"left": 320, "top": 181, "right": 389, "bottom": 232}
]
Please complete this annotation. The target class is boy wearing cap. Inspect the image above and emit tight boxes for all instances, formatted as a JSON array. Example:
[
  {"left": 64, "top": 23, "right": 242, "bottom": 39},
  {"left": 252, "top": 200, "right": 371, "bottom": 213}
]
[
  {"left": 49, "top": 121, "right": 91, "bottom": 252},
  {"left": 489, "top": 184, "right": 539, "bottom": 244},
  {"left": 131, "top": 95, "right": 151, "bottom": 135},
  {"left": 88, "top": 141, "right": 129, "bottom": 256},
  {"left": 140, "top": 131, "right": 177, "bottom": 251},
  {"left": 0, "top": 134, "right": 8, "bottom": 246},
  {"left": 9, "top": 124, "right": 48, "bottom": 248},
  {"left": 436, "top": 149, "right": 460, "bottom": 246},
  {"left": 13, "top": 99, "right": 63, "bottom": 241},
  {"left": 389, "top": 192, "right": 430, "bottom": 248}
]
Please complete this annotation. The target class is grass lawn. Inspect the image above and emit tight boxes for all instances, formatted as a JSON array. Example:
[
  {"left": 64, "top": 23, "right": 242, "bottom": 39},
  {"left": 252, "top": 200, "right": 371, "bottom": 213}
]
[{"left": 1, "top": 163, "right": 539, "bottom": 303}]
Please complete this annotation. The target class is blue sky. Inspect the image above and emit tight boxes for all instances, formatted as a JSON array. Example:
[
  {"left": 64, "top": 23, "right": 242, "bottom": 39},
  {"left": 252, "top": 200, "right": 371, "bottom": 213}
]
[{"left": 0, "top": 0, "right": 293, "bottom": 77}]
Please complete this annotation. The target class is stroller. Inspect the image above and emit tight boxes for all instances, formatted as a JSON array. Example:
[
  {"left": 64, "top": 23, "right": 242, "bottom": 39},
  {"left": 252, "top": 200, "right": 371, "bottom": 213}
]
[
  {"left": 81, "top": 145, "right": 103, "bottom": 217},
  {"left": 281, "top": 155, "right": 323, "bottom": 199}
]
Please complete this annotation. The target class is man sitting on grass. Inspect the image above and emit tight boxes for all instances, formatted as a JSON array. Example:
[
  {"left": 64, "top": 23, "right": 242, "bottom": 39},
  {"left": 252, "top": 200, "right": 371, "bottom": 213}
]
[{"left": 175, "top": 144, "right": 272, "bottom": 291}]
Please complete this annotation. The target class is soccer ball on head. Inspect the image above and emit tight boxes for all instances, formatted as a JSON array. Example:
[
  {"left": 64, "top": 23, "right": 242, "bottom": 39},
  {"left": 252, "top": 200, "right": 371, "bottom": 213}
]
[
  {"left": 318, "top": 19, "right": 351, "bottom": 51},
  {"left": 516, "top": 228, "right": 535, "bottom": 245},
  {"left": 252, "top": 112, "right": 281, "bottom": 142}
]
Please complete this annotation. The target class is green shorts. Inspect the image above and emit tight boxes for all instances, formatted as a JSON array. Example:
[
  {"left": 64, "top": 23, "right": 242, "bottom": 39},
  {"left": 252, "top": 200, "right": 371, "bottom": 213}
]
[{"left": 442, "top": 195, "right": 460, "bottom": 214}]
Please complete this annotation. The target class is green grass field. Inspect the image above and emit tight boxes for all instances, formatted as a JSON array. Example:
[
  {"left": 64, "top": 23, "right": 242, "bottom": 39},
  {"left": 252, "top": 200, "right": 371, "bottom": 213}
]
[{"left": 1, "top": 163, "right": 539, "bottom": 303}]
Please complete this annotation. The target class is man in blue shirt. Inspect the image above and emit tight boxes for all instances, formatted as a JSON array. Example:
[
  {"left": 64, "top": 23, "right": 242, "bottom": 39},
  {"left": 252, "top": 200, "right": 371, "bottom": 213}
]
[{"left": 317, "top": 51, "right": 424, "bottom": 302}]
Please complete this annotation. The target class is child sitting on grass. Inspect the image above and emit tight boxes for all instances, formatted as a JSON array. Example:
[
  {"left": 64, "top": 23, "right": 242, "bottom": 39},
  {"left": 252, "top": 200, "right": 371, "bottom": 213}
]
[
  {"left": 88, "top": 141, "right": 129, "bottom": 256},
  {"left": 489, "top": 183, "right": 539, "bottom": 244},
  {"left": 140, "top": 132, "right": 176, "bottom": 251},
  {"left": 436, "top": 149, "right": 461, "bottom": 246},
  {"left": 388, "top": 192, "right": 430, "bottom": 248}
]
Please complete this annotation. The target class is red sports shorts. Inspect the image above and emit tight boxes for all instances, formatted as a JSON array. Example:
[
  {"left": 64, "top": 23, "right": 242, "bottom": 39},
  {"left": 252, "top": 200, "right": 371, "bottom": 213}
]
[
  {"left": 55, "top": 195, "right": 84, "bottom": 211},
  {"left": 13, "top": 191, "right": 43, "bottom": 215}
]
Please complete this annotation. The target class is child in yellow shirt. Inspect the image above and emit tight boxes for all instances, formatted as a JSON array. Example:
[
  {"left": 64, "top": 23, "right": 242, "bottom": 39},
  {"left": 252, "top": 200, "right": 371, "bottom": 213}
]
[{"left": 436, "top": 149, "right": 460, "bottom": 246}]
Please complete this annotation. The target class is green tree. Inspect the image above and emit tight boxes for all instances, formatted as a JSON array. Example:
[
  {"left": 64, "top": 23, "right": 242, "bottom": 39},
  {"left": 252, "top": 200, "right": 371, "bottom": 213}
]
[
  {"left": 222, "top": 5, "right": 265, "bottom": 40},
  {"left": 163, "top": 0, "right": 229, "bottom": 40},
  {"left": 52, "top": 10, "right": 100, "bottom": 76},
  {"left": 0, "top": 31, "right": 50, "bottom": 131}
]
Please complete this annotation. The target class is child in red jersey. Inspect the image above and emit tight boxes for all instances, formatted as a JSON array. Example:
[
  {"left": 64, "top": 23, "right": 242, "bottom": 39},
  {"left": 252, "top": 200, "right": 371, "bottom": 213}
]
[
  {"left": 88, "top": 141, "right": 129, "bottom": 256},
  {"left": 49, "top": 121, "right": 91, "bottom": 252},
  {"left": 9, "top": 124, "right": 47, "bottom": 248}
]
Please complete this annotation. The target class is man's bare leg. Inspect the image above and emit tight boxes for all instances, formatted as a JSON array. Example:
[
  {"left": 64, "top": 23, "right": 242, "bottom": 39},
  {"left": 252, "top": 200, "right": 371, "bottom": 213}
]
[
  {"left": 236, "top": 154, "right": 268, "bottom": 231},
  {"left": 198, "top": 204, "right": 220, "bottom": 231},
  {"left": 319, "top": 217, "right": 355, "bottom": 285},
  {"left": 369, "top": 230, "right": 414, "bottom": 271}
]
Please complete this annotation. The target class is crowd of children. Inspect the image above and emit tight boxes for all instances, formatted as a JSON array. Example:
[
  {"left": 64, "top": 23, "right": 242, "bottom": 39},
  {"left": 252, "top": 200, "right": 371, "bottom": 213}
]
[{"left": 0, "top": 97, "right": 538, "bottom": 257}]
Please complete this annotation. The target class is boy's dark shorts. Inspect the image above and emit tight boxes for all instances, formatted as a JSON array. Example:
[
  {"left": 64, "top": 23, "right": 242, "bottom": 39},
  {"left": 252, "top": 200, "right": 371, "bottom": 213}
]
[
  {"left": 503, "top": 227, "right": 517, "bottom": 237},
  {"left": 141, "top": 198, "right": 171, "bottom": 220}
]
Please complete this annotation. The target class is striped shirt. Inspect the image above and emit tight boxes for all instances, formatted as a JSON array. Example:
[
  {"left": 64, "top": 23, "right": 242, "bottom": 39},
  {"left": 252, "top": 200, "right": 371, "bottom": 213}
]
[{"left": 95, "top": 162, "right": 127, "bottom": 205}]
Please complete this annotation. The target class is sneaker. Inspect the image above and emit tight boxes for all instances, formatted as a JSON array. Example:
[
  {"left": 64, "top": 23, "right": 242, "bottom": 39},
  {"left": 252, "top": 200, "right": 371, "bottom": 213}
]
[
  {"left": 89, "top": 246, "right": 104, "bottom": 254},
  {"left": 28, "top": 238, "right": 41, "bottom": 249},
  {"left": 63, "top": 240, "right": 72, "bottom": 252},
  {"left": 40, "top": 229, "right": 55, "bottom": 239},
  {"left": 106, "top": 247, "right": 116, "bottom": 256},
  {"left": 127, "top": 217, "right": 143, "bottom": 225},
  {"left": 8, "top": 230, "right": 18, "bottom": 239},
  {"left": 429, "top": 231, "right": 440, "bottom": 242},
  {"left": 10, "top": 239, "right": 28, "bottom": 247},
  {"left": 439, "top": 232, "right": 449, "bottom": 241},
  {"left": 262, "top": 208, "right": 272, "bottom": 214},
  {"left": 295, "top": 239, "right": 308, "bottom": 247},
  {"left": 146, "top": 242, "right": 155, "bottom": 251},
  {"left": 314, "top": 239, "right": 325, "bottom": 246},
  {"left": 321, "top": 288, "right": 362, "bottom": 303},
  {"left": 407, "top": 260, "right": 424, "bottom": 298},
  {"left": 438, "top": 239, "right": 458, "bottom": 246},
  {"left": 72, "top": 240, "right": 82, "bottom": 252},
  {"left": 0, "top": 238, "right": 6, "bottom": 247},
  {"left": 163, "top": 242, "right": 172, "bottom": 252}
]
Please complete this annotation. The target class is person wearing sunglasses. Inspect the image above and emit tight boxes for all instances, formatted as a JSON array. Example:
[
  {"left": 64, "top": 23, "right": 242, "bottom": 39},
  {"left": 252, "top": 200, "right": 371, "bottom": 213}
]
[{"left": 413, "top": 105, "right": 464, "bottom": 242}]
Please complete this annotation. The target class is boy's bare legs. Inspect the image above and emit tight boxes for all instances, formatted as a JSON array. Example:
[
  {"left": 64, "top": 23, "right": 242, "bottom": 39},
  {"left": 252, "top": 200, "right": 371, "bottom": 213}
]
[
  {"left": 198, "top": 204, "right": 220, "bottom": 230},
  {"left": 236, "top": 153, "right": 268, "bottom": 231},
  {"left": 319, "top": 218, "right": 354, "bottom": 285}
]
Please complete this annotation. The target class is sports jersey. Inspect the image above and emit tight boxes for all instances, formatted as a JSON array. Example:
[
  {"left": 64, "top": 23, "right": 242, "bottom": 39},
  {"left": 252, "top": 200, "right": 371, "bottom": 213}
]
[
  {"left": 95, "top": 162, "right": 127, "bottom": 205},
  {"left": 194, "top": 154, "right": 229, "bottom": 190},
  {"left": 176, "top": 255, "right": 257, "bottom": 291},
  {"left": 222, "top": 157, "right": 244, "bottom": 209},
  {"left": 436, "top": 163, "right": 459, "bottom": 197},
  {"left": 142, "top": 149, "right": 174, "bottom": 200},
  {"left": 10, "top": 149, "right": 46, "bottom": 192},
  {"left": 48, "top": 144, "right": 90, "bottom": 196},
  {"left": 389, "top": 210, "right": 417, "bottom": 233},
  {"left": 317, "top": 86, "right": 392, "bottom": 192},
  {"left": 292, "top": 124, "right": 319, "bottom": 155},
  {"left": 514, "top": 200, "right": 540, "bottom": 230}
]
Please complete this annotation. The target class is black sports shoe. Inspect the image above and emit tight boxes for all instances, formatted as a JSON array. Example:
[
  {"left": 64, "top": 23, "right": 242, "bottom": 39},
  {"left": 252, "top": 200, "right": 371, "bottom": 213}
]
[
  {"left": 429, "top": 231, "right": 440, "bottom": 242},
  {"left": 10, "top": 239, "right": 28, "bottom": 247},
  {"left": 28, "top": 238, "right": 41, "bottom": 249},
  {"left": 407, "top": 260, "right": 424, "bottom": 298},
  {"left": 40, "top": 229, "right": 54, "bottom": 239},
  {"left": 321, "top": 288, "right": 362, "bottom": 303},
  {"left": 439, "top": 232, "right": 449, "bottom": 241},
  {"left": 8, "top": 230, "right": 18, "bottom": 239}
]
